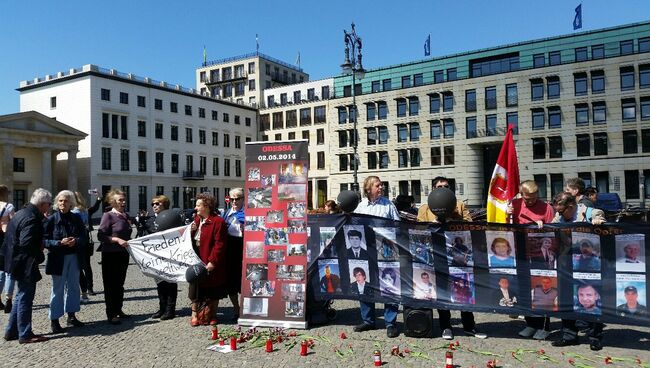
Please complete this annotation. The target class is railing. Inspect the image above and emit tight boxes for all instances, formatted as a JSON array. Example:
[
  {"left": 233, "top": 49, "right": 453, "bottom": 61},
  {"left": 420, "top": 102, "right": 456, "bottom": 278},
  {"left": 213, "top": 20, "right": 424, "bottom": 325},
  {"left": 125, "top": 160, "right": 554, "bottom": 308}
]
[
  {"left": 205, "top": 72, "right": 248, "bottom": 84},
  {"left": 467, "top": 126, "right": 508, "bottom": 139},
  {"left": 202, "top": 52, "right": 304, "bottom": 73},
  {"left": 182, "top": 171, "right": 204, "bottom": 180}
]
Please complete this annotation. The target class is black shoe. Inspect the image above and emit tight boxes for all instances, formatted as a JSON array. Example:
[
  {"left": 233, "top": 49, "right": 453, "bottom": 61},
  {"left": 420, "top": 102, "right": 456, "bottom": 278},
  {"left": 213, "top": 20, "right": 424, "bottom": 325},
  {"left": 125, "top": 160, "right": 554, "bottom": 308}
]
[
  {"left": 18, "top": 335, "right": 48, "bottom": 344},
  {"left": 353, "top": 323, "right": 375, "bottom": 332},
  {"left": 117, "top": 311, "right": 130, "bottom": 319},
  {"left": 3, "top": 334, "right": 17, "bottom": 341},
  {"left": 552, "top": 338, "right": 579, "bottom": 347},
  {"left": 589, "top": 340, "right": 603, "bottom": 351},
  {"left": 87, "top": 289, "right": 96, "bottom": 296},
  {"left": 67, "top": 316, "right": 85, "bottom": 327},
  {"left": 0, "top": 300, "right": 5, "bottom": 311},
  {"left": 51, "top": 320, "right": 65, "bottom": 334},
  {"left": 4, "top": 299, "right": 12, "bottom": 314},
  {"left": 387, "top": 326, "right": 399, "bottom": 338},
  {"left": 151, "top": 310, "right": 164, "bottom": 319},
  {"left": 108, "top": 317, "right": 121, "bottom": 325},
  {"left": 160, "top": 310, "right": 175, "bottom": 321}
]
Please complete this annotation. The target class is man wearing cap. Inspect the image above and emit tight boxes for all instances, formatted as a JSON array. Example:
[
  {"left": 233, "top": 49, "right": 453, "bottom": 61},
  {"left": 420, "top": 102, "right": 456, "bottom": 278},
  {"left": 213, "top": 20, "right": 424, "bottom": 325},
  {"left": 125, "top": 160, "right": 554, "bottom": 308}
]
[{"left": 617, "top": 286, "right": 647, "bottom": 316}]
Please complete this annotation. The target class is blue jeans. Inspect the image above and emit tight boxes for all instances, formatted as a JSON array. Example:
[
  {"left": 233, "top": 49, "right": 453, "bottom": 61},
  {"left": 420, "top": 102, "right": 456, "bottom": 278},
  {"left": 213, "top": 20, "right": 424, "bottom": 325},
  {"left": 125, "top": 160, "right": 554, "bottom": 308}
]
[
  {"left": 0, "top": 271, "right": 16, "bottom": 296},
  {"left": 49, "top": 254, "right": 81, "bottom": 320},
  {"left": 4, "top": 279, "right": 37, "bottom": 339},
  {"left": 359, "top": 301, "right": 399, "bottom": 328}
]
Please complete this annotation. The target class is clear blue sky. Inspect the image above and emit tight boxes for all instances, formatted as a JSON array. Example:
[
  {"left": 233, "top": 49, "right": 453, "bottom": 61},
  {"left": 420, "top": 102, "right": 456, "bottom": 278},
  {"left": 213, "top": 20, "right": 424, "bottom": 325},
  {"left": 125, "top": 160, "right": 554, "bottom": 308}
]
[{"left": 1, "top": 0, "right": 649, "bottom": 114}]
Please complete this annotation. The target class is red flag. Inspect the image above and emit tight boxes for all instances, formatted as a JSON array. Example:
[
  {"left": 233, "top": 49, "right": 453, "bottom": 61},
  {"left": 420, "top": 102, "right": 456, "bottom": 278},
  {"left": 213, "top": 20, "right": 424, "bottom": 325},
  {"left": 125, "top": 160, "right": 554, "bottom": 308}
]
[{"left": 486, "top": 125, "right": 520, "bottom": 223}]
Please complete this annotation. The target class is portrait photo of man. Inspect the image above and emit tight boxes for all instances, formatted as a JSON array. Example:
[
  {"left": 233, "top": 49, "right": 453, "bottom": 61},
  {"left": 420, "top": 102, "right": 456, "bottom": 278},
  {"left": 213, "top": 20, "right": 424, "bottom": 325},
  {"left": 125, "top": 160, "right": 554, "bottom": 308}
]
[
  {"left": 617, "top": 285, "right": 647, "bottom": 317},
  {"left": 345, "top": 227, "right": 369, "bottom": 260},
  {"left": 349, "top": 266, "right": 373, "bottom": 296},
  {"left": 574, "top": 283, "right": 602, "bottom": 315},
  {"left": 573, "top": 239, "right": 601, "bottom": 272},
  {"left": 616, "top": 240, "right": 646, "bottom": 273},
  {"left": 495, "top": 276, "right": 518, "bottom": 307},
  {"left": 531, "top": 276, "right": 558, "bottom": 311}
]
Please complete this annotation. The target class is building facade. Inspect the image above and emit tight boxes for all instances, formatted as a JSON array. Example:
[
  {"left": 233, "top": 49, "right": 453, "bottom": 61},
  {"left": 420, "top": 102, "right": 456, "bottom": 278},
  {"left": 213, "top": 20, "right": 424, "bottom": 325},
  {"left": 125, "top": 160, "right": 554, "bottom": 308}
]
[{"left": 19, "top": 64, "right": 257, "bottom": 213}]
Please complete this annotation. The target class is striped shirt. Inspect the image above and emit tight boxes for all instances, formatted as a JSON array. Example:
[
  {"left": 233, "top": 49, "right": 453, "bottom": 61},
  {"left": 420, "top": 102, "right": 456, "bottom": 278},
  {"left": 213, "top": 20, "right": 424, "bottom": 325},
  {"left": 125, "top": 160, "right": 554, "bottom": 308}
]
[{"left": 354, "top": 197, "right": 400, "bottom": 221}]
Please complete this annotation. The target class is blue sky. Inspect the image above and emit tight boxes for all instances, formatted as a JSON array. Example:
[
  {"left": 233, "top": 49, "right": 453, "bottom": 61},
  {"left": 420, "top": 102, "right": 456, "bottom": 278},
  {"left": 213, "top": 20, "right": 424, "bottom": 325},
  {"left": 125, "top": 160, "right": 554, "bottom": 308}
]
[{"left": 1, "top": 0, "right": 649, "bottom": 114}]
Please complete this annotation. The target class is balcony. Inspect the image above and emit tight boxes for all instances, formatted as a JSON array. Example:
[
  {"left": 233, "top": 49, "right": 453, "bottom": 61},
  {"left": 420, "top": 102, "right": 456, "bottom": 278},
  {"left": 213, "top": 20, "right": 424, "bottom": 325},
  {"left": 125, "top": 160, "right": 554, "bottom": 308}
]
[
  {"left": 467, "top": 126, "right": 508, "bottom": 140},
  {"left": 205, "top": 72, "right": 248, "bottom": 86},
  {"left": 182, "top": 170, "right": 204, "bottom": 180},
  {"left": 271, "top": 73, "right": 292, "bottom": 85}
]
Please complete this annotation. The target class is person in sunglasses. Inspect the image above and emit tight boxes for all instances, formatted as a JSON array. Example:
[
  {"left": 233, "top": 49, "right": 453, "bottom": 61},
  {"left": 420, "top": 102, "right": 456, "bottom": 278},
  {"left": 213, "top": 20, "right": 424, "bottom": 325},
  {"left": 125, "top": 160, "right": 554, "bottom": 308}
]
[{"left": 220, "top": 188, "right": 245, "bottom": 322}]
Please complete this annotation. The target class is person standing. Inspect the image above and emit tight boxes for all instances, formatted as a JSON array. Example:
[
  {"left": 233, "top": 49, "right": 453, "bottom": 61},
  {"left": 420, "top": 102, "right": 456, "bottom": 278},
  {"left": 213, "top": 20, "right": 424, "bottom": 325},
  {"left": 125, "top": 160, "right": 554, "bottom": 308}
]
[
  {"left": 0, "top": 185, "right": 16, "bottom": 313},
  {"left": 44, "top": 190, "right": 88, "bottom": 333},
  {"left": 3, "top": 188, "right": 51, "bottom": 343},
  {"left": 97, "top": 189, "right": 132, "bottom": 325},
  {"left": 72, "top": 191, "right": 99, "bottom": 302},
  {"left": 352, "top": 175, "right": 400, "bottom": 338},
  {"left": 565, "top": 178, "right": 595, "bottom": 208},
  {"left": 221, "top": 188, "right": 245, "bottom": 321}
]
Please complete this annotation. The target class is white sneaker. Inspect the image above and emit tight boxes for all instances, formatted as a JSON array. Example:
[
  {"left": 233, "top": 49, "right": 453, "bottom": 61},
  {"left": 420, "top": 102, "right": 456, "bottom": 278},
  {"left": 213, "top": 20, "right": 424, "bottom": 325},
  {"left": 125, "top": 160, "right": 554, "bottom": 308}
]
[
  {"left": 518, "top": 326, "right": 536, "bottom": 338},
  {"left": 533, "top": 329, "right": 550, "bottom": 340},
  {"left": 442, "top": 328, "right": 453, "bottom": 340}
]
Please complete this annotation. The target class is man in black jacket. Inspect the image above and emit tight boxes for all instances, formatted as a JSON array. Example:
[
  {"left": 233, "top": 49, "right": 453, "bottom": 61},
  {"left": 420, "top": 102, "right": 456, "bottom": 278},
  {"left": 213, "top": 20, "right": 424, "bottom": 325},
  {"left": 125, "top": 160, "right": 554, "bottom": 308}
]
[{"left": 3, "top": 188, "right": 52, "bottom": 343}]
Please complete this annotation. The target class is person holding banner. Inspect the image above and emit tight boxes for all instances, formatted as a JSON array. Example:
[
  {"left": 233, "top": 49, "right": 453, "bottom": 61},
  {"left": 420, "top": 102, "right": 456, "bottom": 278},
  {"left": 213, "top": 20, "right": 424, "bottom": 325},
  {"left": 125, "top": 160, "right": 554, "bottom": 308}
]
[
  {"left": 189, "top": 192, "right": 228, "bottom": 326},
  {"left": 221, "top": 188, "right": 245, "bottom": 322},
  {"left": 352, "top": 175, "right": 400, "bottom": 338}
]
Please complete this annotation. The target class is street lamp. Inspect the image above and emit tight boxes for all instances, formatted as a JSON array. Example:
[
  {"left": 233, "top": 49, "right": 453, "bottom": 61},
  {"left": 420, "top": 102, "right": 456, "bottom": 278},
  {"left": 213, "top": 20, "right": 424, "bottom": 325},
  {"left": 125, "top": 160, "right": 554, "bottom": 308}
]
[{"left": 341, "top": 22, "right": 365, "bottom": 194}]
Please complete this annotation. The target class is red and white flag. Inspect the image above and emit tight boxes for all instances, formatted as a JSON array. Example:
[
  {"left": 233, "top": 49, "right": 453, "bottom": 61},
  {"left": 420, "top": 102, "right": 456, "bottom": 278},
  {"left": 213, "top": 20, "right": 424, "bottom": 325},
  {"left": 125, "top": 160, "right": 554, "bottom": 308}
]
[{"left": 486, "top": 125, "right": 520, "bottom": 223}]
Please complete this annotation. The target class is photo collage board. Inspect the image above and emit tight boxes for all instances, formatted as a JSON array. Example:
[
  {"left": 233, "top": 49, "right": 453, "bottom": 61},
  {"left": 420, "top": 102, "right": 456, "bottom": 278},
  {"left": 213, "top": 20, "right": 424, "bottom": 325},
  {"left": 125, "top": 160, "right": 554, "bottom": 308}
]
[{"left": 239, "top": 141, "right": 309, "bottom": 329}]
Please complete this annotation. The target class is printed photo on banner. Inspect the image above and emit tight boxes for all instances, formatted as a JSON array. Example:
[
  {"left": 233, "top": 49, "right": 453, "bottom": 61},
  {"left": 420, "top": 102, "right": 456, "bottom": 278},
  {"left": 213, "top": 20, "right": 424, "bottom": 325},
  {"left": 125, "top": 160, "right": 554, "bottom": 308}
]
[
  {"left": 319, "top": 227, "right": 338, "bottom": 258},
  {"left": 446, "top": 231, "right": 473, "bottom": 267},
  {"left": 247, "top": 167, "right": 260, "bottom": 181},
  {"left": 245, "top": 263, "right": 268, "bottom": 281},
  {"left": 448, "top": 267, "right": 475, "bottom": 305},
  {"left": 288, "top": 243, "right": 306, "bottom": 256},
  {"left": 281, "top": 283, "right": 305, "bottom": 302},
  {"left": 526, "top": 232, "right": 557, "bottom": 269},
  {"left": 344, "top": 225, "right": 368, "bottom": 260},
  {"left": 245, "top": 241, "right": 264, "bottom": 259},
  {"left": 285, "top": 301, "right": 305, "bottom": 318},
  {"left": 375, "top": 227, "right": 399, "bottom": 261},
  {"left": 379, "top": 262, "right": 401, "bottom": 298},
  {"left": 250, "top": 280, "right": 275, "bottom": 297},
  {"left": 287, "top": 219, "right": 307, "bottom": 233},
  {"left": 279, "top": 163, "right": 307, "bottom": 184},
  {"left": 615, "top": 234, "right": 646, "bottom": 273},
  {"left": 278, "top": 184, "right": 307, "bottom": 201},
  {"left": 267, "top": 249, "right": 285, "bottom": 263},
  {"left": 412, "top": 263, "right": 436, "bottom": 300},
  {"left": 261, "top": 174, "right": 276, "bottom": 187},
  {"left": 530, "top": 270, "right": 558, "bottom": 311},
  {"left": 266, "top": 210, "right": 284, "bottom": 224},
  {"left": 615, "top": 274, "right": 647, "bottom": 317},
  {"left": 348, "top": 259, "right": 371, "bottom": 296},
  {"left": 318, "top": 259, "right": 342, "bottom": 293},
  {"left": 572, "top": 232, "right": 601, "bottom": 272},
  {"left": 573, "top": 278, "right": 603, "bottom": 315},
  {"left": 248, "top": 187, "right": 273, "bottom": 208},
  {"left": 245, "top": 216, "right": 266, "bottom": 231},
  {"left": 264, "top": 228, "right": 288, "bottom": 245},
  {"left": 287, "top": 202, "right": 306, "bottom": 218},
  {"left": 489, "top": 269, "right": 518, "bottom": 307},
  {"left": 408, "top": 229, "right": 433, "bottom": 265},
  {"left": 243, "top": 297, "right": 268, "bottom": 316},
  {"left": 276, "top": 264, "right": 305, "bottom": 281},
  {"left": 486, "top": 231, "right": 516, "bottom": 268}
]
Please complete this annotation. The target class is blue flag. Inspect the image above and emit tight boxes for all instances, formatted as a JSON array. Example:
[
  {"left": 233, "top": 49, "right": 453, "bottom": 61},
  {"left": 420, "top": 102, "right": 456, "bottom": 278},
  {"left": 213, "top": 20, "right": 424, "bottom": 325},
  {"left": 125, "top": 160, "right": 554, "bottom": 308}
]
[
  {"left": 424, "top": 34, "right": 431, "bottom": 56},
  {"left": 573, "top": 4, "right": 582, "bottom": 30}
]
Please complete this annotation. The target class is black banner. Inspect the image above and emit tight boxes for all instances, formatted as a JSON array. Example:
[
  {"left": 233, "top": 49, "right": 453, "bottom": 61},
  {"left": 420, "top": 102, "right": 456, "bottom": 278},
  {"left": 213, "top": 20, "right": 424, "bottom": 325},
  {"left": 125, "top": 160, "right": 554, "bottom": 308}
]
[{"left": 307, "top": 214, "right": 650, "bottom": 326}]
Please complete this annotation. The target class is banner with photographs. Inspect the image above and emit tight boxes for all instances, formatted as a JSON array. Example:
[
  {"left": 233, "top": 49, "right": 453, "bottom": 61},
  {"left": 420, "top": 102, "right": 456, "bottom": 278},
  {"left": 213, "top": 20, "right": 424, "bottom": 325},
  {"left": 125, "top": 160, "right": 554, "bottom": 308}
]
[
  {"left": 239, "top": 140, "right": 309, "bottom": 329},
  {"left": 308, "top": 214, "right": 650, "bottom": 327}
]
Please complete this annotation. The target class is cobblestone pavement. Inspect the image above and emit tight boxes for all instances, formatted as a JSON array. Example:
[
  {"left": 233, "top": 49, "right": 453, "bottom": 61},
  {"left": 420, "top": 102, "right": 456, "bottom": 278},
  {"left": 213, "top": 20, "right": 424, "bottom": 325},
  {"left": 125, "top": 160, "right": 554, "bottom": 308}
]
[{"left": 1, "top": 255, "right": 649, "bottom": 367}]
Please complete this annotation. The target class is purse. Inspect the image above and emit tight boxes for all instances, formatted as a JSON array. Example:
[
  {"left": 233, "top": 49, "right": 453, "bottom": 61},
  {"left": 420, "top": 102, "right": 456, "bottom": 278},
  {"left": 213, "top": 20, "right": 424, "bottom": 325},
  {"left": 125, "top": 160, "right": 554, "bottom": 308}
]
[{"left": 195, "top": 299, "right": 215, "bottom": 325}]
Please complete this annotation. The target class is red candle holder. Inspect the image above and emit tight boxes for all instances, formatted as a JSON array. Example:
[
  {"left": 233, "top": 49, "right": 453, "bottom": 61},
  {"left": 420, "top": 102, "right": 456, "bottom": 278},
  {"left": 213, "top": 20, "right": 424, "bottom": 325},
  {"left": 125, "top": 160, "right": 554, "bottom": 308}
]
[
  {"left": 230, "top": 336, "right": 237, "bottom": 351},
  {"left": 265, "top": 338, "right": 273, "bottom": 353},
  {"left": 300, "top": 340, "right": 308, "bottom": 356}
]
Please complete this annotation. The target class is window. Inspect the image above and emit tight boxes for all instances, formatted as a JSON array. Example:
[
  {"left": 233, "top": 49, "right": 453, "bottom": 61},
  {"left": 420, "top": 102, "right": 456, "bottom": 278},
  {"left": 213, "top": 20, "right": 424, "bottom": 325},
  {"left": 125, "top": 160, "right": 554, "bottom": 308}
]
[
  {"left": 410, "top": 148, "right": 421, "bottom": 167},
  {"left": 409, "top": 97, "right": 419, "bottom": 116},
  {"left": 550, "top": 174, "right": 565, "bottom": 198},
  {"left": 592, "top": 44, "right": 604, "bottom": 59},
  {"left": 338, "top": 155, "right": 348, "bottom": 171},
  {"left": 101, "top": 88, "right": 110, "bottom": 101},
  {"left": 224, "top": 134, "right": 230, "bottom": 147},
  {"left": 470, "top": 53, "right": 520, "bottom": 77},
  {"left": 100, "top": 148, "right": 111, "bottom": 170},
  {"left": 199, "top": 130, "right": 206, "bottom": 144},
  {"left": 212, "top": 157, "right": 219, "bottom": 176},
  {"left": 465, "top": 89, "right": 476, "bottom": 112},
  {"left": 397, "top": 99, "right": 407, "bottom": 117},
  {"left": 245, "top": 117, "right": 251, "bottom": 126},
  {"left": 120, "top": 116, "right": 127, "bottom": 140},
  {"left": 111, "top": 115, "right": 118, "bottom": 139},
  {"left": 300, "top": 108, "right": 311, "bottom": 126},
  {"left": 378, "top": 126, "right": 388, "bottom": 144},
  {"left": 137, "top": 95, "right": 145, "bottom": 107},
  {"left": 548, "top": 106, "right": 561, "bottom": 128},
  {"left": 367, "top": 103, "right": 376, "bottom": 121},
  {"left": 548, "top": 136, "right": 562, "bottom": 158},
  {"left": 434, "top": 70, "right": 444, "bottom": 83},
  {"left": 506, "top": 112, "right": 518, "bottom": 134},
  {"left": 367, "top": 152, "right": 377, "bottom": 170},
  {"left": 367, "top": 127, "right": 376, "bottom": 145},
  {"left": 137, "top": 120, "right": 146, "bottom": 137},
  {"left": 620, "top": 40, "right": 634, "bottom": 55},
  {"left": 409, "top": 123, "right": 420, "bottom": 141},
  {"left": 413, "top": 73, "right": 423, "bottom": 86},
  {"left": 591, "top": 70, "right": 605, "bottom": 93},
  {"left": 642, "top": 97, "right": 650, "bottom": 120},
  {"left": 548, "top": 51, "right": 561, "bottom": 65},
  {"left": 155, "top": 152, "right": 164, "bottom": 173},
  {"left": 199, "top": 108, "right": 205, "bottom": 118},
  {"left": 343, "top": 86, "right": 351, "bottom": 97},
  {"left": 338, "top": 131, "right": 347, "bottom": 148},
  {"left": 640, "top": 65, "right": 650, "bottom": 88},
  {"left": 286, "top": 110, "right": 297, "bottom": 128},
  {"left": 443, "top": 119, "right": 454, "bottom": 138},
  {"left": 594, "top": 132, "right": 608, "bottom": 156},
  {"left": 170, "top": 102, "right": 178, "bottom": 113},
  {"left": 224, "top": 159, "right": 230, "bottom": 177},
  {"left": 156, "top": 186, "right": 164, "bottom": 196},
  {"left": 382, "top": 79, "right": 392, "bottom": 91},
  {"left": 576, "top": 134, "right": 590, "bottom": 156},
  {"left": 643, "top": 129, "right": 650, "bottom": 153},
  {"left": 321, "top": 86, "right": 330, "bottom": 99},
  {"left": 466, "top": 117, "right": 477, "bottom": 139},
  {"left": 578, "top": 172, "right": 592, "bottom": 188},
  {"left": 402, "top": 76, "right": 411, "bottom": 88},
  {"left": 200, "top": 156, "right": 207, "bottom": 175},
  {"left": 486, "top": 114, "right": 497, "bottom": 136},
  {"left": 574, "top": 73, "right": 587, "bottom": 95},
  {"left": 547, "top": 77, "right": 560, "bottom": 99},
  {"left": 212, "top": 110, "right": 218, "bottom": 120},
  {"left": 532, "top": 109, "right": 545, "bottom": 130},
  {"left": 397, "top": 149, "right": 408, "bottom": 168},
  {"left": 623, "top": 130, "right": 638, "bottom": 154},
  {"left": 575, "top": 104, "right": 589, "bottom": 126},
  {"left": 443, "top": 146, "right": 454, "bottom": 165},
  {"left": 273, "top": 112, "right": 283, "bottom": 129},
  {"left": 235, "top": 136, "right": 241, "bottom": 149},
  {"left": 397, "top": 124, "right": 408, "bottom": 142},
  {"left": 431, "top": 147, "right": 441, "bottom": 166},
  {"left": 307, "top": 88, "right": 315, "bottom": 101},
  {"left": 430, "top": 120, "right": 441, "bottom": 139},
  {"left": 593, "top": 102, "right": 607, "bottom": 124},
  {"left": 138, "top": 151, "right": 147, "bottom": 172},
  {"left": 120, "top": 149, "right": 129, "bottom": 171},
  {"left": 338, "top": 107, "right": 347, "bottom": 124},
  {"left": 442, "top": 93, "right": 453, "bottom": 112},
  {"left": 532, "top": 138, "right": 545, "bottom": 159},
  {"left": 531, "top": 79, "right": 544, "bottom": 100},
  {"left": 447, "top": 68, "right": 457, "bottom": 81},
  {"left": 102, "top": 113, "right": 109, "bottom": 137},
  {"left": 171, "top": 154, "right": 179, "bottom": 174},
  {"left": 640, "top": 37, "right": 650, "bottom": 53},
  {"left": 625, "top": 171, "right": 640, "bottom": 199},
  {"left": 505, "top": 84, "right": 518, "bottom": 107},
  {"left": 50, "top": 96, "right": 56, "bottom": 109},
  {"left": 620, "top": 66, "right": 635, "bottom": 90},
  {"left": 171, "top": 125, "right": 178, "bottom": 141},
  {"left": 485, "top": 86, "right": 497, "bottom": 109},
  {"left": 223, "top": 113, "right": 230, "bottom": 122},
  {"left": 534, "top": 174, "right": 548, "bottom": 200},
  {"left": 378, "top": 102, "right": 387, "bottom": 119},
  {"left": 314, "top": 152, "right": 324, "bottom": 170},
  {"left": 292, "top": 91, "right": 299, "bottom": 103},
  {"left": 378, "top": 151, "right": 389, "bottom": 168},
  {"left": 185, "top": 127, "right": 193, "bottom": 143},
  {"left": 288, "top": 132, "right": 295, "bottom": 140},
  {"left": 155, "top": 99, "right": 162, "bottom": 110},
  {"left": 622, "top": 98, "right": 637, "bottom": 121},
  {"left": 575, "top": 47, "right": 588, "bottom": 62},
  {"left": 371, "top": 81, "right": 380, "bottom": 93},
  {"left": 430, "top": 94, "right": 440, "bottom": 113},
  {"left": 533, "top": 53, "right": 545, "bottom": 68},
  {"left": 316, "top": 129, "right": 325, "bottom": 145},
  {"left": 12, "top": 158, "right": 24, "bottom": 172}
]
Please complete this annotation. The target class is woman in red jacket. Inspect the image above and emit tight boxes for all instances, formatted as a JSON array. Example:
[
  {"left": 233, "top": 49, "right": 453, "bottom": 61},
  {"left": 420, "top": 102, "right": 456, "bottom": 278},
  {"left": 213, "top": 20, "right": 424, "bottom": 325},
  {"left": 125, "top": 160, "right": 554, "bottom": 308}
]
[{"left": 189, "top": 192, "right": 228, "bottom": 326}]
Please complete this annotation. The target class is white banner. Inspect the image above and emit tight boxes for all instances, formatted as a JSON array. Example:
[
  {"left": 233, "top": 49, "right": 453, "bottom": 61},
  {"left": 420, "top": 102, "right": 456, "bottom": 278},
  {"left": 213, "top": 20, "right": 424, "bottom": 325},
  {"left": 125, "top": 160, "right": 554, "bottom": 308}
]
[{"left": 127, "top": 225, "right": 203, "bottom": 283}]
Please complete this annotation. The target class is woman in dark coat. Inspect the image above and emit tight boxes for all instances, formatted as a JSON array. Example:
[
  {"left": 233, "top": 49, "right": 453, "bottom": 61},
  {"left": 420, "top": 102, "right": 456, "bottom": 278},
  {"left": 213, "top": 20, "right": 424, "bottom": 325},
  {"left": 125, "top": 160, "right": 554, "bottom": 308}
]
[
  {"left": 221, "top": 188, "right": 244, "bottom": 321},
  {"left": 189, "top": 192, "right": 228, "bottom": 326}
]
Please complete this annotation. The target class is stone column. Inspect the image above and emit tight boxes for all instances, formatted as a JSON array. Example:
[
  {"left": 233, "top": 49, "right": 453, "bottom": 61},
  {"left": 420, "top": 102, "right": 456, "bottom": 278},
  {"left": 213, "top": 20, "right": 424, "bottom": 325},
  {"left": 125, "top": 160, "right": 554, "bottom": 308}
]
[
  {"left": 67, "top": 149, "right": 78, "bottom": 191},
  {"left": 41, "top": 149, "right": 52, "bottom": 192},
  {"left": 1, "top": 144, "right": 13, "bottom": 188}
]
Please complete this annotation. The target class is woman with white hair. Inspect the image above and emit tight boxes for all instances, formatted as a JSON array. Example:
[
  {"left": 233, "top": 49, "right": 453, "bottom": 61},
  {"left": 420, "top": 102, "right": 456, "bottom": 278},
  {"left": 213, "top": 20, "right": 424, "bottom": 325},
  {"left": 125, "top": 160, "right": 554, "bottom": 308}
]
[{"left": 43, "top": 190, "right": 88, "bottom": 333}]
